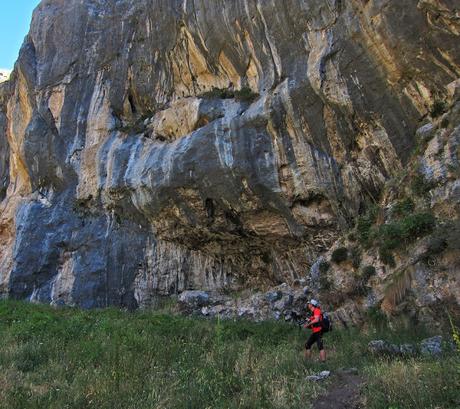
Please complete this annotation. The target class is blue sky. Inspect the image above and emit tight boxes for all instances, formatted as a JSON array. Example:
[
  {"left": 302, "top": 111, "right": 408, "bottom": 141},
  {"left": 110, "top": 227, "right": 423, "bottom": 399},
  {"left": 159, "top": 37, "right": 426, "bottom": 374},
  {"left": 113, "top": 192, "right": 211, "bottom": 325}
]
[{"left": 0, "top": 1, "right": 41, "bottom": 70}]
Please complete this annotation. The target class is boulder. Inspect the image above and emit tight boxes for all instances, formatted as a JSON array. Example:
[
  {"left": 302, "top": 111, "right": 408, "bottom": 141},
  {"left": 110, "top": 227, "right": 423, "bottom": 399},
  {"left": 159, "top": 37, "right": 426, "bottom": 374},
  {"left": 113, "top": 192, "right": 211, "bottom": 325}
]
[
  {"left": 265, "top": 290, "right": 282, "bottom": 303},
  {"left": 420, "top": 336, "right": 443, "bottom": 356},
  {"left": 367, "top": 340, "right": 416, "bottom": 356},
  {"left": 416, "top": 123, "right": 436, "bottom": 143},
  {"left": 306, "top": 370, "right": 331, "bottom": 382},
  {"left": 368, "top": 336, "right": 447, "bottom": 357},
  {"left": 178, "top": 290, "right": 211, "bottom": 310},
  {"left": 368, "top": 340, "right": 400, "bottom": 355}
]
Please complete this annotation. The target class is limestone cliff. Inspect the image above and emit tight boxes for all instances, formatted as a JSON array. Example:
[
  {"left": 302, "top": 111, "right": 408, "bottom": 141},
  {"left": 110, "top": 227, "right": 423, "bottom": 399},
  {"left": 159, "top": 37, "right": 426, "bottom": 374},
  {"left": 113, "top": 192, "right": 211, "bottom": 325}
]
[{"left": 0, "top": 0, "right": 458, "bottom": 319}]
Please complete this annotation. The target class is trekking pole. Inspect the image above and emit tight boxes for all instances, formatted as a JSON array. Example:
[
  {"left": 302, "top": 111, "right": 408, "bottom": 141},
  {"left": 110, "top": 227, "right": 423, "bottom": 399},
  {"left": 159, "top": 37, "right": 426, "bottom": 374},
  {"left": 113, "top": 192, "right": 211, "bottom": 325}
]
[{"left": 297, "top": 319, "right": 307, "bottom": 334}]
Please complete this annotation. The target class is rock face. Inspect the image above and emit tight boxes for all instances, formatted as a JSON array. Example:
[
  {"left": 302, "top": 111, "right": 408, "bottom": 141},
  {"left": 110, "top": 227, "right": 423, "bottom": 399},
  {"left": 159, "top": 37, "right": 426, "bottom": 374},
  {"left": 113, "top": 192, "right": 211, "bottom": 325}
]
[
  {"left": 0, "top": 1, "right": 459, "bottom": 313},
  {"left": 177, "top": 283, "right": 310, "bottom": 322}
]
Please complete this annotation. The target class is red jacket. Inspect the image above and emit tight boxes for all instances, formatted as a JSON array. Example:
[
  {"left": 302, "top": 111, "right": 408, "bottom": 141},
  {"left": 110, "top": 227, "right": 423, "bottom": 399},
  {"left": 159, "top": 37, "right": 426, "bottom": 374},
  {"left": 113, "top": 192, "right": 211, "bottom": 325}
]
[{"left": 308, "top": 307, "right": 322, "bottom": 333}]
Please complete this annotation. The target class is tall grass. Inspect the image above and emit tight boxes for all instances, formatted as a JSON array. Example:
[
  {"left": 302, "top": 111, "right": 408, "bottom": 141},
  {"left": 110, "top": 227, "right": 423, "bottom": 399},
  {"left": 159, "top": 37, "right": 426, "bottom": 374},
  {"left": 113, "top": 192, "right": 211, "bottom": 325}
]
[
  {"left": 364, "top": 357, "right": 460, "bottom": 409},
  {"left": 0, "top": 300, "right": 458, "bottom": 409},
  {"left": 0, "top": 301, "right": 321, "bottom": 409}
]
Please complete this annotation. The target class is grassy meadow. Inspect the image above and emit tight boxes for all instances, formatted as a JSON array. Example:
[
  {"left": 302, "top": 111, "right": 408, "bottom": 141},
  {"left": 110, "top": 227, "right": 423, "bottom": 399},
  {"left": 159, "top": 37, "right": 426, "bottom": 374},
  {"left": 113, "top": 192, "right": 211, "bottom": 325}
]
[{"left": 0, "top": 300, "right": 458, "bottom": 409}]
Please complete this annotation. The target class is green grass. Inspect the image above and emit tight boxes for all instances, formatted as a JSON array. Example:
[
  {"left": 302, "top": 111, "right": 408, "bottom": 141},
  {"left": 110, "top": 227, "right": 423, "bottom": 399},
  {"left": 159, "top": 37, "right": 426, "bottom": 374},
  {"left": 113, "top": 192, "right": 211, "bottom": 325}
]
[
  {"left": 0, "top": 300, "right": 458, "bottom": 409},
  {"left": 364, "top": 358, "right": 459, "bottom": 409}
]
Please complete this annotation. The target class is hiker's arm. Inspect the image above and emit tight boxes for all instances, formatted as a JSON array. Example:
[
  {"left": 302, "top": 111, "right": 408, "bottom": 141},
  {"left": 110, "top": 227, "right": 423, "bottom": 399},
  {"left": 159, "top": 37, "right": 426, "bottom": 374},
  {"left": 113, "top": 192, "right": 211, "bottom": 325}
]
[
  {"left": 304, "top": 315, "right": 319, "bottom": 327},
  {"left": 309, "top": 310, "right": 321, "bottom": 324},
  {"left": 309, "top": 316, "right": 320, "bottom": 324}
]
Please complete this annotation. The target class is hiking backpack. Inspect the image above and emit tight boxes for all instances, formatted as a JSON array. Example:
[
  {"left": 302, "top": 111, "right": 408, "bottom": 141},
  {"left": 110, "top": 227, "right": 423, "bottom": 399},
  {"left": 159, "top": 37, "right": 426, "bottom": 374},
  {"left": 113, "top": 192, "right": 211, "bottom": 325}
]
[{"left": 321, "top": 312, "right": 332, "bottom": 333}]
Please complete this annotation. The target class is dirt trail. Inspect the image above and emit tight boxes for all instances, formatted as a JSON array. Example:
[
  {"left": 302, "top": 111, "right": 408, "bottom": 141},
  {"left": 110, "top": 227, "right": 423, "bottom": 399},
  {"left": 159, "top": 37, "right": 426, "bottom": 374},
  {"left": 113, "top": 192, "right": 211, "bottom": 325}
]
[{"left": 313, "top": 371, "right": 365, "bottom": 409}]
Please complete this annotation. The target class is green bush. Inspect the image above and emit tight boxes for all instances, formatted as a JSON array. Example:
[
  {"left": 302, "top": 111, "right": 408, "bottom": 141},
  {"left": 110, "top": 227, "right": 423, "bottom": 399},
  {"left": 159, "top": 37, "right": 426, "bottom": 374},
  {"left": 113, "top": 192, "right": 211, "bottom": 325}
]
[
  {"left": 366, "top": 306, "right": 388, "bottom": 330},
  {"left": 356, "top": 204, "right": 380, "bottom": 247},
  {"left": 357, "top": 217, "right": 373, "bottom": 246},
  {"left": 200, "top": 86, "right": 259, "bottom": 103},
  {"left": 430, "top": 99, "right": 447, "bottom": 118},
  {"left": 361, "top": 265, "right": 377, "bottom": 281},
  {"left": 331, "top": 247, "right": 348, "bottom": 263},
  {"left": 375, "top": 212, "right": 436, "bottom": 266},
  {"left": 379, "top": 247, "right": 396, "bottom": 267},
  {"left": 391, "top": 198, "right": 415, "bottom": 218},
  {"left": 351, "top": 265, "right": 377, "bottom": 296},
  {"left": 319, "top": 273, "right": 333, "bottom": 290},
  {"left": 318, "top": 260, "right": 330, "bottom": 274},
  {"left": 401, "top": 212, "right": 436, "bottom": 238},
  {"left": 201, "top": 87, "right": 235, "bottom": 99},
  {"left": 350, "top": 246, "right": 362, "bottom": 269},
  {"left": 379, "top": 222, "right": 405, "bottom": 251},
  {"left": 425, "top": 235, "right": 448, "bottom": 257},
  {"left": 411, "top": 173, "right": 434, "bottom": 196},
  {"left": 14, "top": 342, "right": 50, "bottom": 372},
  {"left": 234, "top": 87, "right": 259, "bottom": 102},
  {"left": 351, "top": 281, "right": 370, "bottom": 297}
]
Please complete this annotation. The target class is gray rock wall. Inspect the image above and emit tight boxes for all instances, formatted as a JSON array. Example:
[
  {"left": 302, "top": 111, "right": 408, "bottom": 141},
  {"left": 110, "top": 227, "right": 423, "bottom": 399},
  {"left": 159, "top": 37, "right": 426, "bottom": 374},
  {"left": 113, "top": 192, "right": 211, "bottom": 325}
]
[
  {"left": 0, "top": 82, "right": 10, "bottom": 201},
  {"left": 0, "top": 0, "right": 459, "bottom": 308}
]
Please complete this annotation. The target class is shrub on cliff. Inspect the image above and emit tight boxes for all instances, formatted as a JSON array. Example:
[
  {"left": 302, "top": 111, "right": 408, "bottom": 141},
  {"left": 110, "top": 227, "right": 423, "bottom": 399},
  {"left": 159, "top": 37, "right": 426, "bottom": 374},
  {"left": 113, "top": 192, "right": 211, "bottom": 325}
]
[
  {"left": 331, "top": 247, "right": 348, "bottom": 263},
  {"left": 376, "top": 212, "right": 436, "bottom": 266},
  {"left": 430, "top": 99, "right": 447, "bottom": 118},
  {"left": 351, "top": 265, "right": 377, "bottom": 296},
  {"left": 401, "top": 212, "right": 436, "bottom": 238},
  {"left": 391, "top": 198, "right": 415, "bottom": 217},
  {"left": 200, "top": 86, "right": 259, "bottom": 102},
  {"left": 318, "top": 260, "right": 330, "bottom": 274},
  {"left": 411, "top": 172, "right": 435, "bottom": 196},
  {"left": 361, "top": 265, "right": 376, "bottom": 281},
  {"left": 234, "top": 87, "right": 259, "bottom": 102},
  {"left": 201, "top": 86, "right": 235, "bottom": 99},
  {"left": 379, "top": 247, "right": 396, "bottom": 268},
  {"left": 356, "top": 204, "right": 380, "bottom": 247}
]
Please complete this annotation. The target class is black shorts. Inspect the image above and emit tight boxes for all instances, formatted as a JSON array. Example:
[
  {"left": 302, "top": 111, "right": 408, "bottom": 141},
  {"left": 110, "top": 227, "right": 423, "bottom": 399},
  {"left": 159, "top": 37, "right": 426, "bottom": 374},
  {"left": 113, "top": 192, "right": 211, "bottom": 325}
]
[{"left": 305, "top": 331, "right": 324, "bottom": 351}]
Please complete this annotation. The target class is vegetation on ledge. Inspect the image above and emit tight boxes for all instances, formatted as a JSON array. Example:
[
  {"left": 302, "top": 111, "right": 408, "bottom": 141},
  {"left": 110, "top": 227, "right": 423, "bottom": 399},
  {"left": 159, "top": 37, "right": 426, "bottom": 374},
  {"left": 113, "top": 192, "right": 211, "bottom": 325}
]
[
  {"left": 200, "top": 86, "right": 259, "bottom": 103},
  {"left": 356, "top": 199, "right": 436, "bottom": 267}
]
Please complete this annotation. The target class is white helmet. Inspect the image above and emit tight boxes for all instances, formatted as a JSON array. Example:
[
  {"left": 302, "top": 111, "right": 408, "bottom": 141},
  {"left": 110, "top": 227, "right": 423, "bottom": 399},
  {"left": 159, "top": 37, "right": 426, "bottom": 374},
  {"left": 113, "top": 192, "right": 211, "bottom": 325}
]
[{"left": 309, "top": 299, "right": 319, "bottom": 307}]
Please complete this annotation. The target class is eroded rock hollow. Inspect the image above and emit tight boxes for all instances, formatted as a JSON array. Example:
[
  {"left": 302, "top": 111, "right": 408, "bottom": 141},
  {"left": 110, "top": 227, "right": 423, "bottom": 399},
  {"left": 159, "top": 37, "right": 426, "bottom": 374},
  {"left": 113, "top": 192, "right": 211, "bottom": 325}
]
[{"left": 0, "top": 0, "right": 459, "bottom": 313}]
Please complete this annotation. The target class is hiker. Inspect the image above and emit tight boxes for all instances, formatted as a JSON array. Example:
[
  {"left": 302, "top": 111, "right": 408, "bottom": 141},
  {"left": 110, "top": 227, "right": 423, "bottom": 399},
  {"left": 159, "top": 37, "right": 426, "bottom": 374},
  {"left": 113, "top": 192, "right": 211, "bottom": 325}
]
[{"left": 304, "top": 299, "right": 326, "bottom": 362}]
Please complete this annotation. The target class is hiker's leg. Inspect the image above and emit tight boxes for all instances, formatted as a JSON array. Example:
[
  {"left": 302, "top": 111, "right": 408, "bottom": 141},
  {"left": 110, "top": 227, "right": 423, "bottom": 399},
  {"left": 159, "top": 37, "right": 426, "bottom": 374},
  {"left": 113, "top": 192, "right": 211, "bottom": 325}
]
[
  {"left": 317, "top": 334, "right": 326, "bottom": 362},
  {"left": 319, "top": 349, "right": 326, "bottom": 362},
  {"left": 304, "top": 334, "right": 315, "bottom": 359}
]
